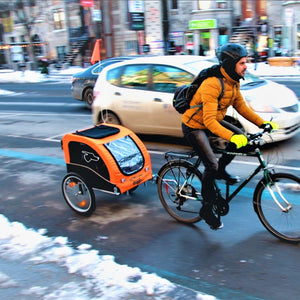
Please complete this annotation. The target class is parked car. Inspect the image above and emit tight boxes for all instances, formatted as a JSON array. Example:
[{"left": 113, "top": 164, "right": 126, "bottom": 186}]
[
  {"left": 92, "top": 55, "right": 300, "bottom": 143},
  {"left": 71, "top": 56, "right": 144, "bottom": 108}
]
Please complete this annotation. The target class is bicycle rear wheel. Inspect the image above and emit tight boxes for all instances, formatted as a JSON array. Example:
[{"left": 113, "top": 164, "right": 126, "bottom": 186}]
[
  {"left": 254, "top": 173, "right": 300, "bottom": 243},
  {"left": 157, "top": 160, "right": 203, "bottom": 224}
]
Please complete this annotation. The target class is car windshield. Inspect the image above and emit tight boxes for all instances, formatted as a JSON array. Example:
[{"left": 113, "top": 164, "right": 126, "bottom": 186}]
[
  {"left": 92, "top": 60, "right": 124, "bottom": 75},
  {"left": 241, "top": 72, "right": 266, "bottom": 89}
]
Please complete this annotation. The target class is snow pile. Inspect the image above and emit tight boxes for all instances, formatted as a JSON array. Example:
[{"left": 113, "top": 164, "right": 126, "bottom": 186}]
[
  {"left": 0, "top": 214, "right": 175, "bottom": 299},
  {"left": 0, "top": 70, "right": 48, "bottom": 83}
]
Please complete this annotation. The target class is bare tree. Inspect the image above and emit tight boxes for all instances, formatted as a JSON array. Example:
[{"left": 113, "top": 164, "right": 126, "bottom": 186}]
[{"left": 12, "top": 0, "right": 45, "bottom": 68}]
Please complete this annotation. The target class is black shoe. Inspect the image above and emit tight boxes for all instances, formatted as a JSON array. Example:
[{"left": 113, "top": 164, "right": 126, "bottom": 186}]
[
  {"left": 216, "top": 170, "right": 240, "bottom": 185},
  {"left": 200, "top": 204, "right": 223, "bottom": 230}
]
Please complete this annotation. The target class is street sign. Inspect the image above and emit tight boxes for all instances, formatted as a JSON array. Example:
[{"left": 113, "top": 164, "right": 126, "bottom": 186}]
[{"left": 189, "top": 19, "right": 217, "bottom": 30}]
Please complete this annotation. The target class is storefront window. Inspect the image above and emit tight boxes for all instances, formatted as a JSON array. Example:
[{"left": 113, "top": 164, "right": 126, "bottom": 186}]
[{"left": 274, "top": 26, "right": 282, "bottom": 47}]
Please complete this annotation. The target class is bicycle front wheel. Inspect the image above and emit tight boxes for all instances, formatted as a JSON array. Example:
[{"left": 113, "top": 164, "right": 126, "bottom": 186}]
[
  {"left": 157, "top": 160, "right": 203, "bottom": 224},
  {"left": 254, "top": 173, "right": 300, "bottom": 243}
]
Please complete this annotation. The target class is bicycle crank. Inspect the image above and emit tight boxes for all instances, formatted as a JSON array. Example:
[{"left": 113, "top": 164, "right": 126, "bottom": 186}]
[{"left": 213, "top": 197, "right": 229, "bottom": 216}]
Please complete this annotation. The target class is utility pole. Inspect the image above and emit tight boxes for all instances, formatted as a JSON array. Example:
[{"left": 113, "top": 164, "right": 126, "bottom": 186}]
[
  {"left": 161, "top": 0, "right": 169, "bottom": 55},
  {"left": 64, "top": 0, "right": 71, "bottom": 47}
]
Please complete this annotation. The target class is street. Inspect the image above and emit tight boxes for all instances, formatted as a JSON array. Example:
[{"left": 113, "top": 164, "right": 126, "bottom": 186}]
[{"left": 0, "top": 81, "right": 300, "bottom": 300}]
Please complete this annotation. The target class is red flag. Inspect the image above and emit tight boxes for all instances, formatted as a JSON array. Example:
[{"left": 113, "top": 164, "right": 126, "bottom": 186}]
[{"left": 90, "top": 39, "right": 101, "bottom": 65}]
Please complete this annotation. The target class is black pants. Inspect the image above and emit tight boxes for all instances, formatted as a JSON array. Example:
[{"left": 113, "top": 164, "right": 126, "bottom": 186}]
[{"left": 182, "top": 121, "right": 243, "bottom": 205}]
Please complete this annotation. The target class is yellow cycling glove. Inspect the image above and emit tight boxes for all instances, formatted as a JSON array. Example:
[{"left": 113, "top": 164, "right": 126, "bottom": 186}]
[
  {"left": 230, "top": 134, "right": 248, "bottom": 149},
  {"left": 262, "top": 121, "right": 279, "bottom": 132}
]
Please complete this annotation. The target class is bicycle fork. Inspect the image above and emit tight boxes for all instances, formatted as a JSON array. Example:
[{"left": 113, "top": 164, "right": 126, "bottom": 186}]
[{"left": 266, "top": 178, "right": 292, "bottom": 213}]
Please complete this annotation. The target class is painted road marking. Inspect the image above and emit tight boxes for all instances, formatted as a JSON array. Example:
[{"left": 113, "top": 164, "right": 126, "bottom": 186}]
[
  {"left": 0, "top": 148, "right": 299, "bottom": 172},
  {"left": 0, "top": 149, "right": 65, "bottom": 166}
]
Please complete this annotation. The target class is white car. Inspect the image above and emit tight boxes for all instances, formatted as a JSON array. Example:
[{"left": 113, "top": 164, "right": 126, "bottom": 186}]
[{"left": 92, "top": 55, "right": 300, "bottom": 143}]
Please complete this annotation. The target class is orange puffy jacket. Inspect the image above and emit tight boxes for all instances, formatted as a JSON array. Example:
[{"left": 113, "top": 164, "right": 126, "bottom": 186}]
[{"left": 182, "top": 67, "right": 264, "bottom": 141}]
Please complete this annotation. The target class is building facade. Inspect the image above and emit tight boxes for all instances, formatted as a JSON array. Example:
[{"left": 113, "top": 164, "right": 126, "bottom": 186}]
[{"left": 0, "top": 0, "right": 299, "bottom": 69}]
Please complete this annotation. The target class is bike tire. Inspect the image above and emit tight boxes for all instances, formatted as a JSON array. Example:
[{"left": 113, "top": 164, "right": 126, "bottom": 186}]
[
  {"left": 62, "top": 173, "right": 96, "bottom": 216},
  {"left": 254, "top": 173, "right": 300, "bottom": 243},
  {"left": 157, "top": 160, "right": 203, "bottom": 224}
]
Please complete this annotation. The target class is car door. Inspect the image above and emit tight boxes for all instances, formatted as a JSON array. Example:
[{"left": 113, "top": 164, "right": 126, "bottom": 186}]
[
  {"left": 150, "top": 64, "right": 194, "bottom": 135},
  {"left": 110, "top": 64, "right": 154, "bottom": 132}
]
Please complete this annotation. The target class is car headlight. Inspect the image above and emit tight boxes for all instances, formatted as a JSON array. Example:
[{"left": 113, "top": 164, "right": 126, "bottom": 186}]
[{"left": 245, "top": 97, "right": 280, "bottom": 113}]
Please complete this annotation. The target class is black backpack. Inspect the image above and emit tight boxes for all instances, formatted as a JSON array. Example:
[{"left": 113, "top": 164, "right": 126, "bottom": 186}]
[{"left": 172, "top": 64, "right": 225, "bottom": 114}]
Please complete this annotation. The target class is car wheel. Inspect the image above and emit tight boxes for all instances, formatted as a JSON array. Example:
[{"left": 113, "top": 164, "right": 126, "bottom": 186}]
[
  {"left": 99, "top": 111, "right": 121, "bottom": 125},
  {"left": 83, "top": 88, "right": 94, "bottom": 109}
]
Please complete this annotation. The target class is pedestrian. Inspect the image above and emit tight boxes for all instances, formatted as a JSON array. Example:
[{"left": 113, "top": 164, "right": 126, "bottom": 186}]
[
  {"left": 181, "top": 43, "right": 278, "bottom": 230},
  {"left": 199, "top": 45, "right": 205, "bottom": 56},
  {"left": 39, "top": 58, "right": 49, "bottom": 76},
  {"left": 253, "top": 50, "right": 259, "bottom": 70}
]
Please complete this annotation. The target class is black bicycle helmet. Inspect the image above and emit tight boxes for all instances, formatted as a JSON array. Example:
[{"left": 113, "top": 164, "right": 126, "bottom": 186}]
[{"left": 217, "top": 43, "right": 248, "bottom": 81}]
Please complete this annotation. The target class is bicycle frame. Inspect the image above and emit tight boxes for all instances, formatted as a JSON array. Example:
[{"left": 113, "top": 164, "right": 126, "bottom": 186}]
[
  {"left": 164, "top": 144, "right": 292, "bottom": 213},
  {"left": 214, "top": 147, "right": 268, "bottom": 203}
]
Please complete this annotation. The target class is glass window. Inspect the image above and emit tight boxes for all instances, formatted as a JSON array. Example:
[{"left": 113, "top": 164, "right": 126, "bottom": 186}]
[
  {"left": 121, "top": 64, "right": 149, "bottom": 89},
  {"left": 274, "top": 26, "right": 282, "bottom": 47},
  {"left": 198, "top": 0, "right": 211, "bottom": 10},
  {"left": 125, "top": 40, "right": 138, "bottom": 55},
  {"left": 297, "top": 24, "right": 300, "bottom": 51},
  {"left": 104, "top": 135, "right": 144, "bottom": 175},
  {"left": 53, "top": 8, "right": 65, "bottom": 30},
  {"left": 93, "top": 60, "right": 123, "bottom": 75},
  {"left": 171, "top": 0, "right": 178, "bottom": 9},
  {"left": 152, "top": 65, "right": 194, "bottom": 93},
  {"left": 107, "top": 67, "right": 121, "bottom": 86},
  {"left": 32, "top": 34, "right": 42, "bottom": 56},
  {"left": 217, "top": 1, "right": 227, "bottom": 9}
]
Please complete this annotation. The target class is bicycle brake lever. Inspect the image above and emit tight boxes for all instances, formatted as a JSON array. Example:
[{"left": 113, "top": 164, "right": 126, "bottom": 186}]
[{"left": 249, "top": 137, "right": 264, "bottom": 146}]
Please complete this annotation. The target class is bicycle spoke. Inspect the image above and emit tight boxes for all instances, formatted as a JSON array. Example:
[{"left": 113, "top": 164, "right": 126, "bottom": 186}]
[
  {"left": 255, "top": 173, "right": 300, "bottom": 243},
  {"left": 157, "top": 161, "right": 203, "bottom": 224}
]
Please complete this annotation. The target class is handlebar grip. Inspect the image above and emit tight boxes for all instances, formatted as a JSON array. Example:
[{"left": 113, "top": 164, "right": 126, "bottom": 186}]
[{"left": 263, "top": 123, "right": 273, "bottom": 133}]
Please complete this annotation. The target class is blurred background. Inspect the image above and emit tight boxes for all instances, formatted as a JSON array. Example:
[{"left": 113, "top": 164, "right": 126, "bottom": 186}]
[{"left": 0, "top": 0, "right": 299, "bottom": 71}]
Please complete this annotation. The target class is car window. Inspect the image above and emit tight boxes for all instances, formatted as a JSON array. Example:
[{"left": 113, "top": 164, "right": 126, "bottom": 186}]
[
  {"left": 120, "top": 64, "right": 149, "bottom": 90},
  {"left": 92, "top": 60, "right": 123, "bottom": 75},
  {"left": 107, "top": 66, "right": 122, "bottom": 86},
  {"left": 152, "top": 65, "right": 194, "bottom": 93},
  {"left": 92, "top": 64, "right": 104, "bottom": 74},
  {"left": 241, "top": 72, "right": 266, "bottom": 89}
]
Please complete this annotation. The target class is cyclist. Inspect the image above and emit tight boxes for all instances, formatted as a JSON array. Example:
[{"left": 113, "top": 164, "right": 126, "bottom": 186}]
[{"left": 182, "top": 43, "right": 278, "bottom": 230}]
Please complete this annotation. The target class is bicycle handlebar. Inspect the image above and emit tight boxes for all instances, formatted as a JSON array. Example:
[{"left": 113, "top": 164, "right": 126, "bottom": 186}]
[{"left": 247, "top": 127, "right": 275, "bottom": 146}]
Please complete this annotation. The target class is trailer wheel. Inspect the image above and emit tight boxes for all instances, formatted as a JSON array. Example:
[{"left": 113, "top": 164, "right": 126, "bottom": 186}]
[{"left": 62, "top": 173, "right": 96, "bottom": 216}]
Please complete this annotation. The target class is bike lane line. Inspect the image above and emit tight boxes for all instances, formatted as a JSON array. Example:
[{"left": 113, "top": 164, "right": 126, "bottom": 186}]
[{"left": 0, "top": 149, "right": 65, "bottom": 166}]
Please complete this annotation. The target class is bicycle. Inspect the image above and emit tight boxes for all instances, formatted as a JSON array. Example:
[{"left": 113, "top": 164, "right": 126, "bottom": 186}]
[{"left": 156, "top": 130, "right": 300, "bottom": 243}]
